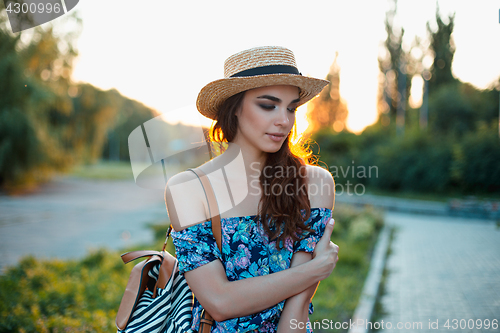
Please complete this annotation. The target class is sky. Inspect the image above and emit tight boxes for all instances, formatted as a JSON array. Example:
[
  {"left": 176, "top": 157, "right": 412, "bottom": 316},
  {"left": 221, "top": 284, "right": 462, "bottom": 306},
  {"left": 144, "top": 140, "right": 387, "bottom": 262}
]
[{"left": 66, "top": 0, "right": 500, "bottom": 134}]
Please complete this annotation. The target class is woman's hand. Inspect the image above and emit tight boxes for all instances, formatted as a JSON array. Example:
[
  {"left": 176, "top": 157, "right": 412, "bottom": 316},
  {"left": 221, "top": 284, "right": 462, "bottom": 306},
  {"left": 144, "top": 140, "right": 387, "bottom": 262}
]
[{"left": 312, "top": 218, "right": 339, "bottom": 281}]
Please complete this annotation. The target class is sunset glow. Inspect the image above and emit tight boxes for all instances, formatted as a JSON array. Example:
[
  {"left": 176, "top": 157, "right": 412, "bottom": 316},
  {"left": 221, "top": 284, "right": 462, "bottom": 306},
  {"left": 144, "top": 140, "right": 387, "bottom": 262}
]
[{"left": 71, "top": 1, "right": 500, "bottom": 135}]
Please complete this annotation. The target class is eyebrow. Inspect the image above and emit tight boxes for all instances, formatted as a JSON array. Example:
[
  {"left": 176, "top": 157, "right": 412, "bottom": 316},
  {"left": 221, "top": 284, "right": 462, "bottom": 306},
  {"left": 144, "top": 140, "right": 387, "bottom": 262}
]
[{"left": 256, "top": 95, "right": 300, "bottom": 104}]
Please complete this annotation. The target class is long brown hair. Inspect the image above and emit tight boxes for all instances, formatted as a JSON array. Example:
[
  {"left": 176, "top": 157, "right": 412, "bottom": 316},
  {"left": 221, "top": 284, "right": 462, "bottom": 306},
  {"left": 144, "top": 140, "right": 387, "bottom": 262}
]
[{"left": 210, "top": 90, "right": 319, "bottom": 248}]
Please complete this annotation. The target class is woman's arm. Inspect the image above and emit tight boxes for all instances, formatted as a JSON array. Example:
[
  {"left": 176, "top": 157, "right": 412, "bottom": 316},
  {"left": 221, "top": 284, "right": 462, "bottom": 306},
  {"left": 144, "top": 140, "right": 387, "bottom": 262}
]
[
  {"left": 277, "top": 252, "right": 319, "bottom": 333},
  {"left": 183, "top": 218, "right": 336, "bottom": 322}
]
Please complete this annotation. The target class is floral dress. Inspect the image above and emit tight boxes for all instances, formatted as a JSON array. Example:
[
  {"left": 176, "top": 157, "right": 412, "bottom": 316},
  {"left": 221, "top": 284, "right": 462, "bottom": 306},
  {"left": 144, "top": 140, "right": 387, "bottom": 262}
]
[{"left": 171, "top": 207, "right": 333, "bottom": 333}]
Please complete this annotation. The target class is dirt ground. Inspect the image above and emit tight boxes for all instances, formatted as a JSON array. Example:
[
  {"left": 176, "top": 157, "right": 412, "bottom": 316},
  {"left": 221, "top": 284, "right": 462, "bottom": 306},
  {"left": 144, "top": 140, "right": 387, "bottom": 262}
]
[{"left": 0, "top": 175, "right": 168, "bottom": 272}]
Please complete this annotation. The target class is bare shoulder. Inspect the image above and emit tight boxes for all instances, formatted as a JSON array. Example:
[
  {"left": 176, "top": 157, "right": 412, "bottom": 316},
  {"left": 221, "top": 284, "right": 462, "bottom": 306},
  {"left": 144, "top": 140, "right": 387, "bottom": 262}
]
[
  {"left": 304, "top": 164, "right": 335, "bottom": 210},
  {"left": 164, "top": 171, "right": 209, "bottom": 232}
]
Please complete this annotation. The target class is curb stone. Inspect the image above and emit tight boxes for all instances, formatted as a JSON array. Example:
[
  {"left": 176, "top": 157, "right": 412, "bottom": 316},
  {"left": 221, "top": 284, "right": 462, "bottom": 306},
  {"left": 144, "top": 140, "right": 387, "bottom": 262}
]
[{"left": 347, "top": 225, "right": 391, "bottom": 333}]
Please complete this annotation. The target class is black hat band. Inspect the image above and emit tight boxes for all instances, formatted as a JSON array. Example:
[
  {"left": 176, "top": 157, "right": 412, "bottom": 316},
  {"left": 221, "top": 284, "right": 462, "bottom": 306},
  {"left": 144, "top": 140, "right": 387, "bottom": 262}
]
[{"left": 230, "top": 65, "right": 302, "bottom": 78}]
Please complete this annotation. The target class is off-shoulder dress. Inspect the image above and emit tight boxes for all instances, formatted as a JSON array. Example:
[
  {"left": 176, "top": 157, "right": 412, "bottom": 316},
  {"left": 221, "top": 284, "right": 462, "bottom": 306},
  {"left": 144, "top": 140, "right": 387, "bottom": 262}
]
[{"left": 171, "top": 207, "right": 333, "bottom": 333}]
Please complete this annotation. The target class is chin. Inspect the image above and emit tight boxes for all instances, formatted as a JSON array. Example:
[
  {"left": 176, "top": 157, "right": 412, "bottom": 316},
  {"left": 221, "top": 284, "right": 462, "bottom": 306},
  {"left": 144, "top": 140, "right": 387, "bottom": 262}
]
[{"left": 261, "top": 143, "right": 284, "bottom": 153}]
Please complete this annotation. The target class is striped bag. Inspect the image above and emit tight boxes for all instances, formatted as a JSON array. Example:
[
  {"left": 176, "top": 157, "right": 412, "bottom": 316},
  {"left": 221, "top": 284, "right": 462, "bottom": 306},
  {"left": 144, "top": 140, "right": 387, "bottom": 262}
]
[
  {"left": 128, "top": 261, "right": 193, "bottom": 332},
  {"left": 115, "top": 230, "right": 194, "bottom": 333}
]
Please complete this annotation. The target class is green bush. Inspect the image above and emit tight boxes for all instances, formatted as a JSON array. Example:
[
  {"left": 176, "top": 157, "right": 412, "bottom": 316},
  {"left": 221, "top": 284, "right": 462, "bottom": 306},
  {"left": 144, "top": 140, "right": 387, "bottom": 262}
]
[
  {"left": 0, "top": 250, "right": 132, "bottom": 333},
  {"left": 312, "top": 129, "right": 368, "bottom": 187},
  {"left": 368, "top": 130, "right": 454, "bottom": 192},
  {"left": 456, "top": 125, "right": 500, "bottom": 192},
  {"left": 312, "top": 121, "right": 500, "bottom": 195},
  {"left": 429, "top": 83, "right": 476, "bottom": 136},
  {"left": 429, "top": 82, "right": 499, "bottom": 137},
  {"left": 348, "top": 216, "right": 375, "bottom": 242}
]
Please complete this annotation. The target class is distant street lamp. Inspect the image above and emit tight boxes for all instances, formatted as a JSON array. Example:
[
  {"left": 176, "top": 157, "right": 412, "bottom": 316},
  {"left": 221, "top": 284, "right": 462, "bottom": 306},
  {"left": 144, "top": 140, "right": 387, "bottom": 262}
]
[
  {"left": 420, "top": 72, "right": 430, "bottom": 130},
  {"left": 396, "top": 60, "right": 407, "bottom": 137}
]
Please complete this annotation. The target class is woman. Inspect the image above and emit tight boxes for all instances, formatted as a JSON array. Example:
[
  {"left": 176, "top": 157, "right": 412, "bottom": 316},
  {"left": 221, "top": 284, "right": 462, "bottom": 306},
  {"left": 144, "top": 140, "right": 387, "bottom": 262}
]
[{"left": 164, "top": 46, "right": 339, "bottom": 333}]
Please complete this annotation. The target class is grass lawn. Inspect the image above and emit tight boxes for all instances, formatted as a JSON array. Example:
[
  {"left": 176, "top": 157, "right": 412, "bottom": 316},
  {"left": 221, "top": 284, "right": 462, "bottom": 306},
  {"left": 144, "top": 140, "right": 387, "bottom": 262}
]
[
  {"left": 67, "top": 160, "right": 134, "bottom": 180},
  {"left": 66, "top": 160, "right": 191, "bottom": 183}
]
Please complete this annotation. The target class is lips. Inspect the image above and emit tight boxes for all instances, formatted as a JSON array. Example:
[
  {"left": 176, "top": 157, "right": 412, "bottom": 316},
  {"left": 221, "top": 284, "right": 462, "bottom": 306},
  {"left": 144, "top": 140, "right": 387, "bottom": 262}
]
[{"left": 267, "top": 133, "right": 286, "bottom": 142}]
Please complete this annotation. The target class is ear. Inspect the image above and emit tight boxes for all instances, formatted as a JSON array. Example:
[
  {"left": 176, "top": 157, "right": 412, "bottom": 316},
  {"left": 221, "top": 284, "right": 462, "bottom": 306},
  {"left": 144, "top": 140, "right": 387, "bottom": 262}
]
[{"left": 235, "top": 101, "right": 243, "bottom": 118}]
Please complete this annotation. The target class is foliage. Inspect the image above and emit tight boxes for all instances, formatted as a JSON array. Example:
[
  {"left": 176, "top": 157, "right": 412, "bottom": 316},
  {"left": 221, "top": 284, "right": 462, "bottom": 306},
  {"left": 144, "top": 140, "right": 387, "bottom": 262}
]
[
  {"left": 429, "top": 82, "right": 499, "bottom": 137},
  {"left": 311, "top": 128, "right": 360, "bottom": 167},
  {"left": 0, "top": 250, "right": 132, "bottom": 332},
  {"left": 100, "top": 91, "right": 162, "bottom": 162},
  {"left": 454, "top": 126, "right": 500, "bottom": 192},
  {"left": 313, "top": 110, "right": 500, "bottom": 195},
  {"left": 312, "top": 128, "right": 384, "bottom": 188},
  {"left": 68, "top": 160, "right": 134, "bottom": 180},
  {"left": 429, "top": 83, "right": 474, "bottom": 135},
  {"left": 368, "top": 129, "right": 454, "bottom": 192},
  {"left": 0, "top": 10, "right": 79, "bottom": 191}
]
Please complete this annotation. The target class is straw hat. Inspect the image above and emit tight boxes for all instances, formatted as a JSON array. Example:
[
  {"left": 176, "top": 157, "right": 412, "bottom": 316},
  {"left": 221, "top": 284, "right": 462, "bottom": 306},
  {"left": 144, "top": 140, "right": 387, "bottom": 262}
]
[{"left": 196, "top": 46, "right": 330, "bottom": 120}]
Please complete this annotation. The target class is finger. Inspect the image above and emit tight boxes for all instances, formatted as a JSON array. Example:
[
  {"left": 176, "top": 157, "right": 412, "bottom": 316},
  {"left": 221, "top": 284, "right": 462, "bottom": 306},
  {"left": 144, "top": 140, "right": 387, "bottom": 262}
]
[
  {"left": 322, "top": 218, "right": 335, "bottom": 240},
  {"left": 314, "top": 219, "right": 336, "bottom": 256}
]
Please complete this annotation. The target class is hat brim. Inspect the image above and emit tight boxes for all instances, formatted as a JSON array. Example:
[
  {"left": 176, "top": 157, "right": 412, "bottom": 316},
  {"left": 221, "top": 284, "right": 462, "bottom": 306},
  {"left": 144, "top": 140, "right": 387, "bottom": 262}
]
[{"left": 196, "top": 74, "right": 329, "bottom": 120}]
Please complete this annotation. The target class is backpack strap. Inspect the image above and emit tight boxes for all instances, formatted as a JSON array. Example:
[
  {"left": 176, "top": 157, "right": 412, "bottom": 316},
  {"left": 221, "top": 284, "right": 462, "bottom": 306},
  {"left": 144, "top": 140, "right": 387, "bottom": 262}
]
[
  {"left": 187, "top": 168, "right": 221, "bottom": 333},
  {"left": 187, "top": 168, "right": 222, "bottom": 251},
  {"left": 120, "top": 250, "right": 162, "bottom": 264}
]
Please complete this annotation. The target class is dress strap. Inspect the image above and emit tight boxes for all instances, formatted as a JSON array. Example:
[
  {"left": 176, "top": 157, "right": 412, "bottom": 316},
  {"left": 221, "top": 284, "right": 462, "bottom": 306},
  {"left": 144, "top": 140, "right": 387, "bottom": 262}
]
[{"left": 187, "top": 168, "right": 222, "bottom": 251}]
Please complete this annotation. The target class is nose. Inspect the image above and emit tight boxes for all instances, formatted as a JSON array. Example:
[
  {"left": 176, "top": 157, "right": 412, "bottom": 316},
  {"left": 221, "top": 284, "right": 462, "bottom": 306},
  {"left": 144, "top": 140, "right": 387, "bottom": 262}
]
[{"left": 274, "top": 106, "right": 291, "bottom": 127}]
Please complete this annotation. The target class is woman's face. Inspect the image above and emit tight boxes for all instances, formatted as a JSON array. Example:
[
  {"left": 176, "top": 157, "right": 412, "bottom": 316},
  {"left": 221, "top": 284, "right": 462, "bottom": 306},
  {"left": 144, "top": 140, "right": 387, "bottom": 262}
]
[{"left": 234, "top": 85, "right": 300, "bottom": 153}]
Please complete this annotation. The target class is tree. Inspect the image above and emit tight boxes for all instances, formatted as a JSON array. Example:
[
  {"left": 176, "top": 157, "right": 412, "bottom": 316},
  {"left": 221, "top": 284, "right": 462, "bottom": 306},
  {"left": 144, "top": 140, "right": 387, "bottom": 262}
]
[
  {"left": 0, "top": 10, "right": 78, "bottom": 191},
  {"left": 425, "top": 6, "right": 499, "bottom": 137},
  {"left": 305, "top": 52, "right": 348, "bottom": 135},
  {"left": 377, "top": 0, "right": 422, "bottom": 136},
  {"left": 0, "top": 5, "right": 160, "bottom": 193},
  {"left": 427, "top": 5, "right": 457, "bottom": 91}
]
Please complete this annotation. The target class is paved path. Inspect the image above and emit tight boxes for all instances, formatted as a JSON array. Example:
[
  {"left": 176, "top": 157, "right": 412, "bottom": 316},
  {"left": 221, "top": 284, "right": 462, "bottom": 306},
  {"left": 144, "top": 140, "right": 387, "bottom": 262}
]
[
  {"left": 336, "top": 193, "right": 500, "bottom": 220},
  {"left": 0, "top": 175, "right": 167, "bottom": 272},
  {"left": 378, "top": 212, "right": 500, "bottom": 333}
]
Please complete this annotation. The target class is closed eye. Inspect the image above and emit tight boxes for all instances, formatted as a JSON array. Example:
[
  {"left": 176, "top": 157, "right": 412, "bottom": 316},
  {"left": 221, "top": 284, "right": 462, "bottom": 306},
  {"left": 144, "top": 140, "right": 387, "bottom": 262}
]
[
  {"left": 259, "top": 104, "right": 297, "bottom": 113},
  {"left": 259, "top": 104, "right": 276, "bottom": 110}
]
